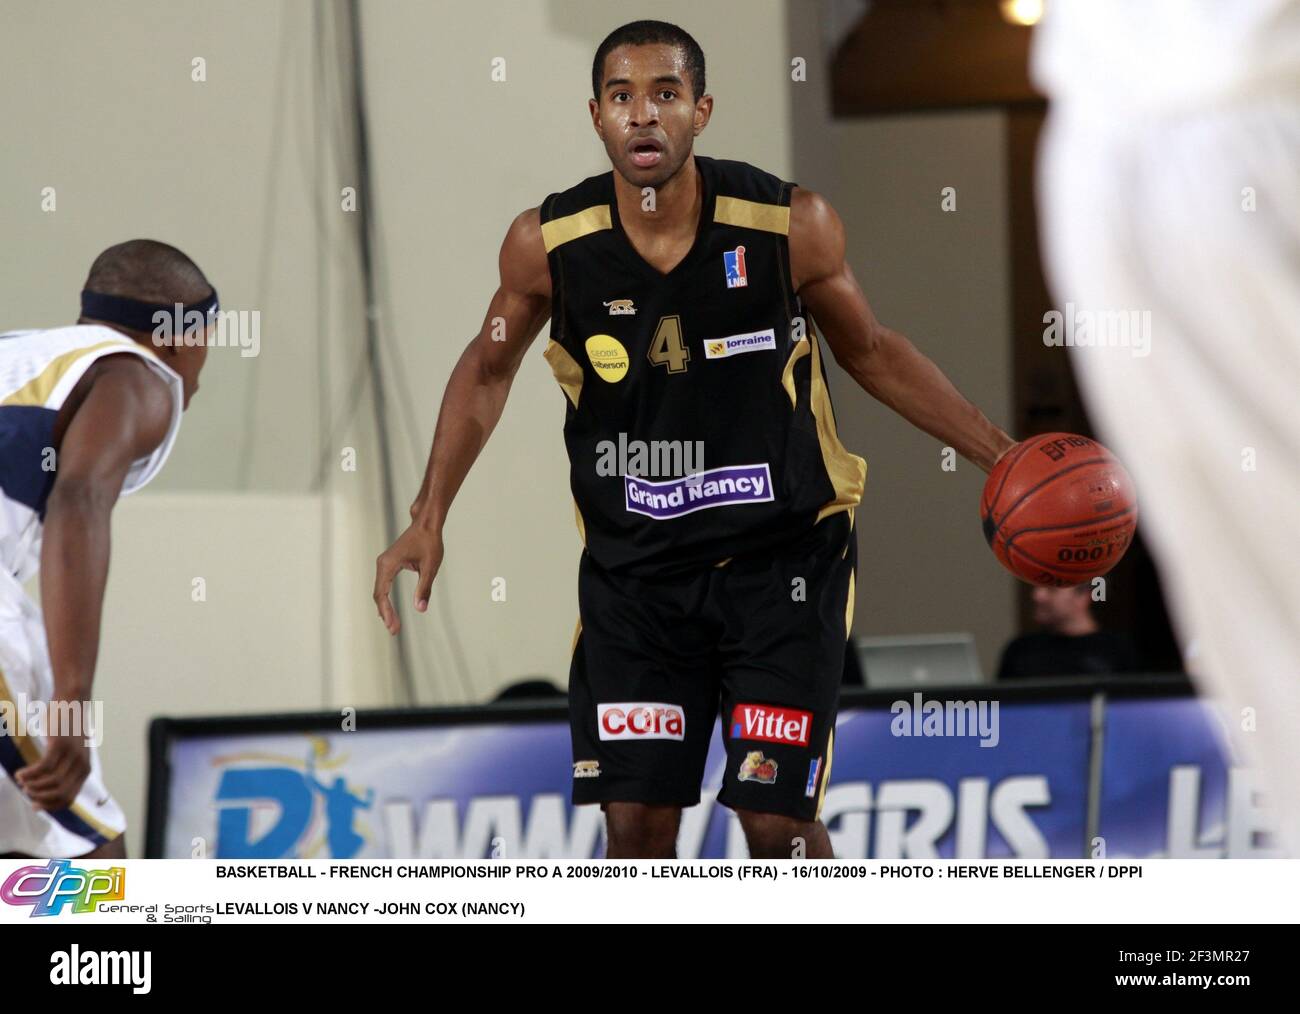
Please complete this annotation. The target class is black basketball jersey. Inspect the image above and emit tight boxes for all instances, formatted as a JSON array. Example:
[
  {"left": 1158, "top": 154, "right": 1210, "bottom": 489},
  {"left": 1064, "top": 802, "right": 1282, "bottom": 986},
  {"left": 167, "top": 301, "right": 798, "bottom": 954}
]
[{"left": 539, "top": 155, "right": 865, "bottom": 576}]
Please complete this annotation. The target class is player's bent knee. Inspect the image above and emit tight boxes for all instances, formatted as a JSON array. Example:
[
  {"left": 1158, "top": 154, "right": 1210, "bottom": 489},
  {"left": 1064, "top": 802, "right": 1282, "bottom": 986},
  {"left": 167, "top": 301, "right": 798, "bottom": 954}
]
[
  {"left": 605, "top": 802, "right": 681, "bottom": 858},
  {"left": 736, "top": 808, "right": 805, "bottom": 837},
  {"left": 736, "top": 809, "right": 818, "bottom": 858}
]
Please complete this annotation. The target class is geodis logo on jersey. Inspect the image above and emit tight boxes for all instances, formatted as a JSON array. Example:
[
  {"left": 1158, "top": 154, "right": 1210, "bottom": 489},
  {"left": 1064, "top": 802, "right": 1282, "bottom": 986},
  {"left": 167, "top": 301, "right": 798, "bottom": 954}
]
[
  {"left": 598, "top": 702, "right": 685, "bottom": 741},
  {"left": 730, "top": 703, "right": 812, "bottom": 746}
]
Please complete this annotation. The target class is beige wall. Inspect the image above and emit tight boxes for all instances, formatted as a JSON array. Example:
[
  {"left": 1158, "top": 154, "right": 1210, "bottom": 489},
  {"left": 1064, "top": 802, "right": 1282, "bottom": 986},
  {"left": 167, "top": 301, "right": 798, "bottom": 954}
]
[
  {"left": 97, "top": 494, "right": 327, "bottom": 854},
  {"left": 357, "top": 0, "right": 796, "bottom": 700},
  {"left": 788, "top": 3, "right": 1018, "bottom": 677},
  {"left": 828, "top": 113, "right": 1017, "bottom": 678}
]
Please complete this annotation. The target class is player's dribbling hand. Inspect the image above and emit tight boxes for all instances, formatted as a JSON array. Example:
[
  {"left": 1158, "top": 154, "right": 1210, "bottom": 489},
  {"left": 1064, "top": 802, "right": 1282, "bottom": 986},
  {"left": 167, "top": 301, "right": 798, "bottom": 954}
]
[
  {"left": 15, "top": 730, "right": 92, "bottom": 813},
  {"left": 373, "top": 522, "right": 445, "bottom": 635}
]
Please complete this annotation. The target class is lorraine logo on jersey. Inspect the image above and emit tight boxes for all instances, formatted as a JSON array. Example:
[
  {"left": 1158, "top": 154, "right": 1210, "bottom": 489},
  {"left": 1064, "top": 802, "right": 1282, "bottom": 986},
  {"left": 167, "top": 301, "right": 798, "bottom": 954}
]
[
  {"left": 704, "top": 328, "right": 776, "bottom": 360},
  {"left": 723, "top": 245, "right": 747, "bottom": 288},
  {"left": 730, "top": 703, "right": 813, "bottom": 746}
]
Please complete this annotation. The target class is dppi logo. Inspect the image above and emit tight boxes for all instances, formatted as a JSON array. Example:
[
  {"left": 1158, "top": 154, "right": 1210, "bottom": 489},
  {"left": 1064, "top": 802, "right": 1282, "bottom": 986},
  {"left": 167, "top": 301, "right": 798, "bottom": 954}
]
[
  {"left": 213, "top": 743, "right": 374, "bottom": 859},
  {"left": 1, "top": 860, "right": 125, "bottom": 917}
]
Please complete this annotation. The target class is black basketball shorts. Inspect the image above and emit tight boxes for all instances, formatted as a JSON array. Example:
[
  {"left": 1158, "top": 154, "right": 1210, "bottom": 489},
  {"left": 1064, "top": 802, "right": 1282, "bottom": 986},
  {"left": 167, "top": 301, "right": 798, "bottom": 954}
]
[{"left": 568, "top": 511, "right": 856, "bottom": 822}]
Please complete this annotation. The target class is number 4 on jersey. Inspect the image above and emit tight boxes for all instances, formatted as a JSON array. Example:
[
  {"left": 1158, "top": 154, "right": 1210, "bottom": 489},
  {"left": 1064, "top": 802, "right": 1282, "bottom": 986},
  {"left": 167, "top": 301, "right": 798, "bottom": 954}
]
[{"left": 647, "top": 315, "right": 690, "bottom": 374}]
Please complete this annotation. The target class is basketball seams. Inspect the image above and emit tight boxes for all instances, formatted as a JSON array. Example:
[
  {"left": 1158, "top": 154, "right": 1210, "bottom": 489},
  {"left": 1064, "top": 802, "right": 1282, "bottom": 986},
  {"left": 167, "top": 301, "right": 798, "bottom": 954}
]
[
  {"left": 1004, "top": 504, "right": 1136, "bottom": 542},
  {"left": 982, "top": 438, "right": 1037, "bottom": 517},
  {"left": 1003, "top": 505, "right": 1136, "bottom": 577},
  {"left": 989, "top": 455, "right": 1115, "bottom": 537}
]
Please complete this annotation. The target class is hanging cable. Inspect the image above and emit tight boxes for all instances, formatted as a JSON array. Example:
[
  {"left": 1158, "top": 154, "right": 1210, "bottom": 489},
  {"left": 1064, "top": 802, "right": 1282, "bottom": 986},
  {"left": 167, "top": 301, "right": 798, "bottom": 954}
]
[{"left": 342, "top": 0, "right": 416, "bottom": 705}]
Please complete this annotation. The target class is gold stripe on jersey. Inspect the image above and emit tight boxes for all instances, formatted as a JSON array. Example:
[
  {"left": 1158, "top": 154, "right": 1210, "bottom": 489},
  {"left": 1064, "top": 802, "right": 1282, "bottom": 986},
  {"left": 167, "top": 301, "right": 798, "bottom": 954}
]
[
  {"left": 714, "top": 196, "right": 790, "bottom": 235},
  {"left": 808, "top": 326, "right": 867, "bottom": 522},
  {"left": 574, "top": 499, "right": 587, "bottom": 546},
  {"left": 815, "top": 727, "right": 835, "bottom": 821},
  {"left": 541, "top": 205, "right": 612, "bottom": 252},
  {"left": 781, "top": 336, "right": 810, "bottom": 408},
  {"left": 0, "top": 666, "right": 41, "bottom": 768},
  {"left": 845, "top": 568, "right": 856, "bottom": 635},
  {"left": 1, "top": 339, "right": 148, "bottom": 408},
  {"left": 543, "top": 339, "right": 584, "bottom": 408}
]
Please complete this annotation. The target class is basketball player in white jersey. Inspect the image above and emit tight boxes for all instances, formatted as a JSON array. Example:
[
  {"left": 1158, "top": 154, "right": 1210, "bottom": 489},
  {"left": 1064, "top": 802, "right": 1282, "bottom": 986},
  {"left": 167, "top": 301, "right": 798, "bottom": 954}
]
[
  {"left": 0, "top": 239, "right": 211, "bottom": 859},
  {"left": 1034, "top": 1, "right": 1300, "bottom": 851}
]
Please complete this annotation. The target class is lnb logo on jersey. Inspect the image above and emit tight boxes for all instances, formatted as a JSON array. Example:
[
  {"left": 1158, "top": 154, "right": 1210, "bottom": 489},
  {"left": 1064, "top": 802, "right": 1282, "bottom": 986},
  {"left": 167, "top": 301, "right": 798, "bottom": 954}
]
[
  {"left": 723, "top": 245, "right": 748, "bottom": 288},
  {"left": 731, "top": 704, "right": 813, "bottom": 747},
  {"left": 704, "top": 328, "right": 776, "bottom": 360},
  {"left": 598, "top": 702, "right": 685, "bottom": 741},
  {"left": 1, "top": 859, "right": 125, "bottom": 917}
]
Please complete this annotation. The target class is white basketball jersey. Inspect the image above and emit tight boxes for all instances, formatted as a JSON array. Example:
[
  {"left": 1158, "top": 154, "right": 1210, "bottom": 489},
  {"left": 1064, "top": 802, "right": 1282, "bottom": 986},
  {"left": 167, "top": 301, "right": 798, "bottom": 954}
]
[{"left": 0, "top": 325, "right": 183, "bottom": 585}]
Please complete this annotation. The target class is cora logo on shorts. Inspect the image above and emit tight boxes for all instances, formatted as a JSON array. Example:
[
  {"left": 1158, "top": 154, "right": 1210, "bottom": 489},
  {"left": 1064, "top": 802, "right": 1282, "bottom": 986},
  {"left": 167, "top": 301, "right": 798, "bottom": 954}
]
[
  {"left": 730, "top": 703, "right": 813, "bottom": 747},
  {"left": 598, "top": 702, "right": 685, "bottom": 741},
  {"left": 1, "top": 859, "right": 126, "bottom": 918}
]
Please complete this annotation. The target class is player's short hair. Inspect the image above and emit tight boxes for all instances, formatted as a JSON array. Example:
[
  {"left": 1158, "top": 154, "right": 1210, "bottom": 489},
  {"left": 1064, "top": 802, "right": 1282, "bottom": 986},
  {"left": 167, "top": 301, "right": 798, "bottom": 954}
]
[
  {"left": 592, "top": 20, "right": 706, "bottom": 103},
  {"left": 84, "top": 239, "right": 212, "bottom": 305}
]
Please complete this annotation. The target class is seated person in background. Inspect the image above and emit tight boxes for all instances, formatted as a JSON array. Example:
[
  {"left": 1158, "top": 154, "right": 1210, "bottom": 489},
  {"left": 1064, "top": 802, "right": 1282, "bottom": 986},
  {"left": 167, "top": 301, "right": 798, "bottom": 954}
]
[{"left": 996, "top": 584, "right": 1137, "bottom": 680}]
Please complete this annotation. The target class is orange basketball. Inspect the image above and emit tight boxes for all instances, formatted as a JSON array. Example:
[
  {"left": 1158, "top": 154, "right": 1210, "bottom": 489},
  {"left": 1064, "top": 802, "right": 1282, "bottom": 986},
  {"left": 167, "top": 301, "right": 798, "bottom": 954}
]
[{"left": 981, "top": 432, "right": 1138, "bottom": 586}]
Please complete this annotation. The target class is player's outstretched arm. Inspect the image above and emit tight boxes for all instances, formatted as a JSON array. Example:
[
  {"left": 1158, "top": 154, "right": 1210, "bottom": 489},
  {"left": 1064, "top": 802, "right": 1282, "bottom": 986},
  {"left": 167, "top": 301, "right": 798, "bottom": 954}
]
[
  {"left": 789, "top": 188, "right": 1015, "bottom": 473},
  {"left": 18, "top": 355, "right": 173, "bottom": 812},
  {"left": 373, "top": 208, "right": 551, "bottom": 635}
]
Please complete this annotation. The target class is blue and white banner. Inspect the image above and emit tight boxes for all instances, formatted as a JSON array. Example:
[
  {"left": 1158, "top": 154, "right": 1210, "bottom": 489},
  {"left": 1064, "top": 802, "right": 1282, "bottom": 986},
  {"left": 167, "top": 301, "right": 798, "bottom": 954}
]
[
  {"left": 1097, "top": 698, "right": 1284, "bottom": 858},
  {"left": 154, "top": 691, "right": 1273, "bottom": 860}
]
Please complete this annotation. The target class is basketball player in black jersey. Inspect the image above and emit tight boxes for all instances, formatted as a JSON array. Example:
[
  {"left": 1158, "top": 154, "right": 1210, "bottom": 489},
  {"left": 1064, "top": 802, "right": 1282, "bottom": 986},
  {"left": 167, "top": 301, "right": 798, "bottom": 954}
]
[{"left": 375, "top": 21, "right": 1015, "bottom": 859}]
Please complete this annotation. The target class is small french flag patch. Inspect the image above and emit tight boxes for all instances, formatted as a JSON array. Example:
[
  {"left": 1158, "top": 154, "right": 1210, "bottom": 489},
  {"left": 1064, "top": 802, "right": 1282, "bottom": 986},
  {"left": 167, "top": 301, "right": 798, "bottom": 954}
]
[
  {"left": 723, "top": 245, "right": 747, "bottom": 288},
  {"left": 805, "top": 756, "right": 822, "bottom": 798}
]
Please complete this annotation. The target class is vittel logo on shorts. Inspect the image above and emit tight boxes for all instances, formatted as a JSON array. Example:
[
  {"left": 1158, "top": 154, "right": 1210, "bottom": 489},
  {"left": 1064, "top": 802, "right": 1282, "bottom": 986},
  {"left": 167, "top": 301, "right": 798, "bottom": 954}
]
[
  {"left": 730, "top": 704, "right": 812, "bottom": 747},
  {"left": 598, "top": 703, "right": 685, "bottom": 741}
]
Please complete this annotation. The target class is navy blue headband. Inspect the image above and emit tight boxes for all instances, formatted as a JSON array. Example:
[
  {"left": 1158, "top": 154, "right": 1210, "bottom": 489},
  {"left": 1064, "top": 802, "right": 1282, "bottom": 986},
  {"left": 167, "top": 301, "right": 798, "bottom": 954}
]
[{"left": 80, "top": 288, "right": 219, "bottom": 334}]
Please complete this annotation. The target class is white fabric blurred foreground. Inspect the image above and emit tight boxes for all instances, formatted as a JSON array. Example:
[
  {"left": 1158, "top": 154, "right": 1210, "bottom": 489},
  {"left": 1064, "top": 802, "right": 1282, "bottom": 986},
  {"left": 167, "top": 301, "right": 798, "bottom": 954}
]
[{"left": 1034, "top": 0, "right": 1300, "bottom": 853}]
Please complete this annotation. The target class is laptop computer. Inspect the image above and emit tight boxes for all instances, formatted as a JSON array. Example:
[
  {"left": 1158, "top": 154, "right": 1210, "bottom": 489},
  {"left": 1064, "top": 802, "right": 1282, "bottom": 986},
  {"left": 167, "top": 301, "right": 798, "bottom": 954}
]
[{"left": 854, "top": 632, "right": 985, "bottom": 688}]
